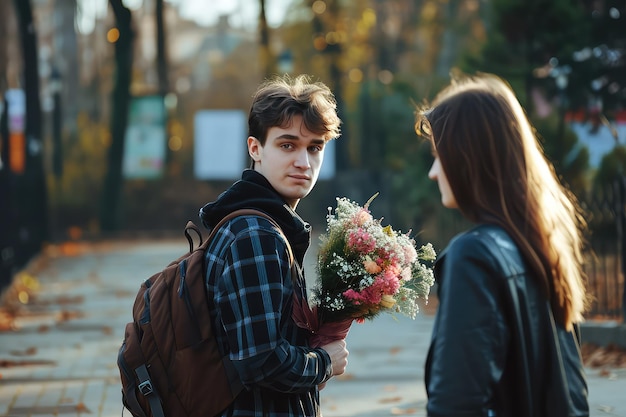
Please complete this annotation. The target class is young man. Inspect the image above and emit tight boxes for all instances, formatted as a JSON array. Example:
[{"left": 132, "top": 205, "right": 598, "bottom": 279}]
[{"left": 199, "top": 75, "right": 348, "bottom": 417}]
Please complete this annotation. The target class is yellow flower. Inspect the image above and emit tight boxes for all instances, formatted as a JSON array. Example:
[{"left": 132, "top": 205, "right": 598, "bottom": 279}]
[{"left": 380, "top": 294, "right": 396, "bottom": 308}]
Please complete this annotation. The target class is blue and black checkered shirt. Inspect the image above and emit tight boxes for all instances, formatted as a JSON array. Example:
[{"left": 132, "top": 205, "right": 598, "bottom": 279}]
[{"left": 205, "top": 215, "right": 332, "bottom": 417}]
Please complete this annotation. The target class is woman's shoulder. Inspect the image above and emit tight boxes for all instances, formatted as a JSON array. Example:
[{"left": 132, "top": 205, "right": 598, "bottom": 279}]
[
  {"left": 434, "top": 227, "right": 510, "bottom": 295},
  {"left": 445, "top": 224, "right": 505, "bottom": 252},
  {"left": 453, "top": 223, "right": 517, "bottom": 246},
  {"left": 442, "top": 224, "right": 524, "bottom": 275},
  {"left": 440, "top": 225, "right": 509, "bottom": 261}
]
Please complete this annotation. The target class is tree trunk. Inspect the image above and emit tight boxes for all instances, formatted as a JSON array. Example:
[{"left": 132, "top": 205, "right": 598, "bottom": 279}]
[
  {"left": 156, "top": 0, "right": 168, "bottom": 96},
  {"left": 323, "top": 0, "right": 349, "bottom": 171},
  {"left": 155, "top": 0, "right": 171, "bottom": 167},
  {"left": 435, "top": 1, "right": 459, "bottom": 77},
  {"left": 13, "top": 0, "right": 48, "bottom": 249},
  {"left": 259, "top": 0, "right": 273, "bottom": 77},
  {"left": 55, "top": 0, "right": 79, "bottom": 136},
  {"left": 100, "top": 0, "right": 134, "bottom": 232}
]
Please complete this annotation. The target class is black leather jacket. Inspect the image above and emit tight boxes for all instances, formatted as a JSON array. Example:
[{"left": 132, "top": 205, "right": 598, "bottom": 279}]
[{"left": 425, "top": 224, "right": 589, "bottom": 417}]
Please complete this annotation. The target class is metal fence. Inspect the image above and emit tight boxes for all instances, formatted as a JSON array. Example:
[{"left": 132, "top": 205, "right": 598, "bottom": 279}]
[{"left": 581, "top": 175, "right": 626, "bottom": 321}]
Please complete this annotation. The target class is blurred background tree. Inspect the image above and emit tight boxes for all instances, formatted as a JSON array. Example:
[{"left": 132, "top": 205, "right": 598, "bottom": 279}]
[
  {"left": 10, "top": 0, "right": 48, "bottom": 263},
  {"left": 100, "top": 0, "right": 134, "bottom": 232},
  {"left": 459, "top": 0, "right": 593, "bottom": 196},
  {"left": 0, "top": 0, "right": 623, "bottom": 252}
]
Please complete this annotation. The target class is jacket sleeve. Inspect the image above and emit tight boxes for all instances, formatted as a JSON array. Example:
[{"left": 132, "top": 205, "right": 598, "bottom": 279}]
[
  {"left": 215, "top": 222, "right": 330, "bottom": 393},
  {"left": 426, "top": 236, "right": 510, "bottom": 417}
]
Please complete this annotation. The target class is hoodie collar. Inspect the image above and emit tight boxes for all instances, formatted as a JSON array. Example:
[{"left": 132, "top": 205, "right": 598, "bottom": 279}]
[{"left": 199, "top": 170, "right": 311, "bottom": 263}]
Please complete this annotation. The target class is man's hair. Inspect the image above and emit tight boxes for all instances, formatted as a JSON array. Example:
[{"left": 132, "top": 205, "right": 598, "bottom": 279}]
[
  {"left": 248, "top": 74, "right": 341, "bottom": 145},
  {"left": 415, "top": 72, "right": 588, "bottom": 330}
]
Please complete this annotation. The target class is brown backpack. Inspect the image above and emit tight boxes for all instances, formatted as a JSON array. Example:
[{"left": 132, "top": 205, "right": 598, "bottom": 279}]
[{"left": 118, "top": 209, "right": 290, "bottom": 417}]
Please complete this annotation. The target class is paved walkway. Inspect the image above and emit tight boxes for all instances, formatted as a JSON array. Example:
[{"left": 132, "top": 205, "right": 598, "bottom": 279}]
[{"left": 0, "top": 239, "right": 624, "bottom": 416}]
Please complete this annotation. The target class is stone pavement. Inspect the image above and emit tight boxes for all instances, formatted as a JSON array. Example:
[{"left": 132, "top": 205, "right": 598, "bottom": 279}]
[{"left": 0, "top": 239, "right": 624, "bottom": 417}]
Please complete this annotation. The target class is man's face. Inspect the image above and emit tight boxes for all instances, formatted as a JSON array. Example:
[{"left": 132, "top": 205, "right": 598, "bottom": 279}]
[{"left": 248, "top": 115, "right": 326, "bottom": 209}]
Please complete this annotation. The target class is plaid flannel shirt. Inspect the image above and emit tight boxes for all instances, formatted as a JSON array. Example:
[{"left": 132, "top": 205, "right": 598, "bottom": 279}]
[{"left": 205, "top": 215, "right": 332, "bottom": 417}]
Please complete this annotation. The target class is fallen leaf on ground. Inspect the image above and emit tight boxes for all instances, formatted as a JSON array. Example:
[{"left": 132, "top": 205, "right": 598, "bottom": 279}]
[
  {"left": 582, "top": 343, "right": 626, "bottom": 368},
  {"left": 599, "top": 368, "right": 612, "bottom": 377},
  {"left": 379, "top": 396, "right": 402, "bottom": 404},
  {"left": 54, "top": 295, "right": 85, "bottom": 305},
  {"left": 75, "top": 402, "right": 88, "bottom": 412},
  {"left": 597, "top": 405, "right": 614, "bottom": 413},
  {"left": 9, "top": 346, "right": 37, "bottom": 356},
  {"left": 0, "top": 310, "right": 16, "bottom": 331},
  {"left": 0, "top": 359, "right": 56, "bottom": 367},
  {"left": 391, "top": 407, "right": 418, "bottom": 415},
  {"left": 389, "top": 346, "right": 401, "bottom": 355},
  {"left": 57, "top": 310, "right": 84, "bottom": 322}
]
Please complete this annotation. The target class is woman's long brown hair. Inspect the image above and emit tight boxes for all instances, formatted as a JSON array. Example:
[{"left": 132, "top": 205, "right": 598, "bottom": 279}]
[{"left": 416, "top": 73, "right": 588, "bottom": 330}]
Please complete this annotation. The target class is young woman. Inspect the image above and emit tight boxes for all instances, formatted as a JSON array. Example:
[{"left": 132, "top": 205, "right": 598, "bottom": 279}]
[{"left": 415, "top": 73, "right": 589, "bottom": 417}]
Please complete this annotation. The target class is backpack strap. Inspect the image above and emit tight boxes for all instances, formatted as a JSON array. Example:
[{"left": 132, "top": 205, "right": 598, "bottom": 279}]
[
  {"left": 202, "top": 208, "right": 295, "bottom": 266},
  {"left": 184, "top": 221, "right": 204, "bottom": 252},
  {"left": 134, "top": 364, "right": 165, "bottom": 417}
]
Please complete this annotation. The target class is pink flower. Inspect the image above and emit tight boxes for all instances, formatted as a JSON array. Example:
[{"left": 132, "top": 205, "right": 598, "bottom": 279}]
[
  {"left": 353, "top": 208, "right": 372, "bottom": 226},
  {"left": 347, "top": 228, "right": 377, "bottom": 254},
  {"left": 377, "top": 270, "right": 401, "bottom": 295},
  {"left": 343, "top": 288, "right": 369, "bottom": 304},
  {"left": 359, "top": 286, "right": 383, "bottom": 305},
  {"left": 376, "top": 248, "right": 391, "bottom": 265},
  {"left": 379, "top": 261, "right": 401, "bottom": 279},
  {"left": 342, "top": 272, "right": 402, "bottom": 310}
]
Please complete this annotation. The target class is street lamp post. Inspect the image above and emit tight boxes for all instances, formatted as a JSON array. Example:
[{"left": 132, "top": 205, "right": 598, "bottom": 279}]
[
  {"left": 49, "top": 68, "right": 63, "bottom": 179},
  {"left": 45, "top": 68, "right": 64, "bottom": 242},
  {"left": 0, "top": 93, "right": 16, "bottom": 292}
]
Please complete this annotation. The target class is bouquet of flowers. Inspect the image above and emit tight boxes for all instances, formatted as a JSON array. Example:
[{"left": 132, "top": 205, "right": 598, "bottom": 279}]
[{"left": 293, "top": 193, "right": 436, "bottom": 347}]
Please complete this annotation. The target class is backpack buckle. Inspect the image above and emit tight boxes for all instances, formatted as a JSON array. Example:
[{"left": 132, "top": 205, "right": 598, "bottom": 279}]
[{"left": 138, "top": 380, "right": 154, "bottom": 396}]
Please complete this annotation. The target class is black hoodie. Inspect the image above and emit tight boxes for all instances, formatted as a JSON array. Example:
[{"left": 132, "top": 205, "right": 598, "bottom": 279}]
[{"left": 199, "top": 169, "right": 311, "bottom": 265}]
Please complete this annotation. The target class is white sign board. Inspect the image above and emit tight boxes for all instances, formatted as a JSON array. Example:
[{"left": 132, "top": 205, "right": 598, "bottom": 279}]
[
  {"left": 5, "top": 89, "right": 25, "bottom": 134},
  {"left": 319, "top": 139, "right": 336, "bottom": 180},
  {"left": 194, "top": 110, "right": 246, "bottom": 180},
  {"left": 123, "top": 95, "right": 166, "bottom": 179}
]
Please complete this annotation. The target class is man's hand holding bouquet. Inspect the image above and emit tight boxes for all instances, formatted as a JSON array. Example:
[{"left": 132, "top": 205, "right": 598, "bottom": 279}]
[{"left": 293, "top": 193, "right": 436, "bottom": 348}]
